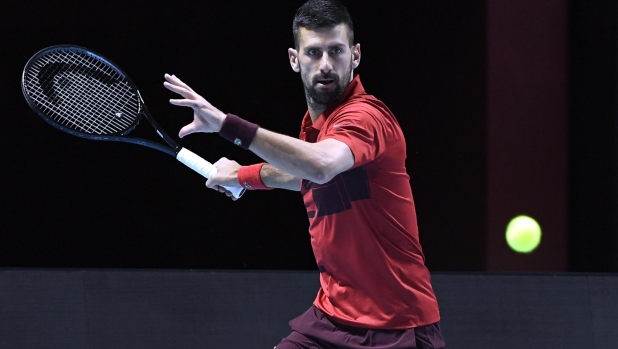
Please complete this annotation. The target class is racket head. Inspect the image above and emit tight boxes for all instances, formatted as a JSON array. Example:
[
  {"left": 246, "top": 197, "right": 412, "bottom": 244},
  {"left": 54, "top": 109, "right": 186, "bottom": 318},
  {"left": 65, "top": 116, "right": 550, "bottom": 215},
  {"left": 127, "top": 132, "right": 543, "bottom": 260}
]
[{"left": 22, "top": 45, "right": 144, "bottom": 140}]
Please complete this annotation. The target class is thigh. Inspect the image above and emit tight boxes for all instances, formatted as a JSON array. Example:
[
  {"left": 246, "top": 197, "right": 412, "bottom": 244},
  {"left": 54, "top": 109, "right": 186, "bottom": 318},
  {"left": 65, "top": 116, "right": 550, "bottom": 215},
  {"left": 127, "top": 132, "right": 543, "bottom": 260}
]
[
  {"left": 414, "top": 322, "right": 446, "bottom": 349},
  {"left": 275, "top": 330, "right": 326, "bottom": 349},
  {"left": 288, "top": 306, "right": 418, "bottom": 349}
]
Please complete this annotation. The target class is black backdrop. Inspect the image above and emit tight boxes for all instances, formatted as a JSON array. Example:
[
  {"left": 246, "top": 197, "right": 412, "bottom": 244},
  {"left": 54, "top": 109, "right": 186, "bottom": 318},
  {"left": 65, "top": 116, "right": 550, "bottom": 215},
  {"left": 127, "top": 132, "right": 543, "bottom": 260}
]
[
  {"left": 0, "top": 0, "right": 487, "bottom": 271},
  {"left": 1, "top": 0, "right": 616, "bottom": 272},
  {"left": 568, "top": 0, "right": 618, "bottom": 272}
]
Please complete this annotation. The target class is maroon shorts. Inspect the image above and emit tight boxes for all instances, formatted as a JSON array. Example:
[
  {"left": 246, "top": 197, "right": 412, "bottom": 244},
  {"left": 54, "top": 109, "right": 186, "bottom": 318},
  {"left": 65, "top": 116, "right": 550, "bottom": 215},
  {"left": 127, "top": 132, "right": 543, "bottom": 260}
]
[{"left": 275, "top": 306, "right": 445, "bottom": 349}]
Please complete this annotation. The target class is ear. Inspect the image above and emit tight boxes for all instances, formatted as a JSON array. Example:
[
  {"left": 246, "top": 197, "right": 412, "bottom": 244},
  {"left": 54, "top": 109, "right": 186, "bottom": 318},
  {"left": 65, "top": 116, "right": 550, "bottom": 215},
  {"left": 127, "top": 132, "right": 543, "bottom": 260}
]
[
  {"left": 351, "top": 43, "right": 361, "bottom": 69},
  {"left": 288, "top": 48, "right": 300, "bottom": 73}
]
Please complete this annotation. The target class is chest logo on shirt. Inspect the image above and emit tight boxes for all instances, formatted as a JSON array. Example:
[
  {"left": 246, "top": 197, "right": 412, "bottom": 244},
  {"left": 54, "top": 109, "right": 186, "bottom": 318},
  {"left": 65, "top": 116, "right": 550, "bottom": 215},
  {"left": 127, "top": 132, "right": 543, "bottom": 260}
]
[
  {"left": 332, "top": 120, "right": 350, "bottom": 131},
  {"left": 302, "top": 166, "right": 371, "bottom": 218}
]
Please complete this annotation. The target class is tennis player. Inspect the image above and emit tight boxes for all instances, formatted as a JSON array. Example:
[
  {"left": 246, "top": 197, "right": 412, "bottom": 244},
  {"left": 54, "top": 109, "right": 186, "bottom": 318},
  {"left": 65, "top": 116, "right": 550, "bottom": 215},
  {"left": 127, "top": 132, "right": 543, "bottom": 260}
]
[{"left": 164, "top": 0, "right": 444, "bottom": 348}]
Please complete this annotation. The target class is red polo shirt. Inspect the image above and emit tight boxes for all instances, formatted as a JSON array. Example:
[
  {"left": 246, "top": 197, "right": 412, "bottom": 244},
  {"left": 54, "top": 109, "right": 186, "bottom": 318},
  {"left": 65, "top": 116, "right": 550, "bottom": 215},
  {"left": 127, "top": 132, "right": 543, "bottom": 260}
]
[{"left": 299, "top": 75, "right": 440, "bottom": 329}]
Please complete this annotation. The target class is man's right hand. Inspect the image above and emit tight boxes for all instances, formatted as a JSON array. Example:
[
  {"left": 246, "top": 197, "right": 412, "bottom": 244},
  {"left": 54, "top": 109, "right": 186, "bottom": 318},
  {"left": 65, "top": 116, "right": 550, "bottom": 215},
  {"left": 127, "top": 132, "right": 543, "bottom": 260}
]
[
  {"left": 206, "top": 157, "right": 243, "bottom": 200},
  {"left": 163, "top": 74, "right": 227, "bottom": 138}
]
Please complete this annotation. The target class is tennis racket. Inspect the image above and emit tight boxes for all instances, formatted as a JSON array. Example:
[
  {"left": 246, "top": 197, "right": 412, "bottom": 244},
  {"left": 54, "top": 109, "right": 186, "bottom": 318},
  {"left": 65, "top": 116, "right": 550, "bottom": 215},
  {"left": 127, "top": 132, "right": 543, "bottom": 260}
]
[{"left": 21, "top": 44, "right": 245, "bottom": 199}]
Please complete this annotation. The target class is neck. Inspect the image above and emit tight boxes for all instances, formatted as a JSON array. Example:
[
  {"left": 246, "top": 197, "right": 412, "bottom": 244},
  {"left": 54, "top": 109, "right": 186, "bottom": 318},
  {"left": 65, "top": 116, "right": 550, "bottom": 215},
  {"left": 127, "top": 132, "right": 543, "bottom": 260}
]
[{"left": 307, "top": 102, "right": 327, "bottom": 123}]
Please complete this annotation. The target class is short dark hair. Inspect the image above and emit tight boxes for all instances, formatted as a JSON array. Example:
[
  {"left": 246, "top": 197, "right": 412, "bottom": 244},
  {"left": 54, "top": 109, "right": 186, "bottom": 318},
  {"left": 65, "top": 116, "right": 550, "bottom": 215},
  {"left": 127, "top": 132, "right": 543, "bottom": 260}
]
[{"left": 292, "top": 0, "right": 354, "bottom": 49}]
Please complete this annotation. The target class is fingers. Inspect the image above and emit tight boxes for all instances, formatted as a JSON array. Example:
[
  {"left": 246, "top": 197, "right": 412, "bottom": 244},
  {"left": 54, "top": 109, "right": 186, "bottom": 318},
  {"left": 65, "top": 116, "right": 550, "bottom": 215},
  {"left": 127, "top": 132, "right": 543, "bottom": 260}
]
[
  {"left": 219, "top": 186, "right": 239, "bottom": 201},
  {"left": 169, "top": 98, "right": 200, "bottom": 108},
  {"left": 212, "top": 157, "right": 229, "bottom": 166},
  {"left": 164, "top": 82, "right": 192, "bottom": 99},
  {"left": 164, "top": 75, "right": 211, "bottom": 111},
  {"left": 163, "top": 74, "right": 198, "bottom": 100},
  {"left": 178, "top": 123, "right": 199, "bottom": 138},
  {"left": 204, "top": 181, "right": 238, "bottom": 201},
  {"left": 205, "top": 177, "right": 218, "bottom": 189},
  {"left": 164, "top": 73, "right": 195, "bottom": 92}
]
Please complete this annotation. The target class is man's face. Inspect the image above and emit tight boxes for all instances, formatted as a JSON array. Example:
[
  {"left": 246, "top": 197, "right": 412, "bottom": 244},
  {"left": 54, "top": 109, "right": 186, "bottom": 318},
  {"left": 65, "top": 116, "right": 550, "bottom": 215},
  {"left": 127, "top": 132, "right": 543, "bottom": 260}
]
[{"left": 291, "top": 24, "right": 360, "bottom": 108}]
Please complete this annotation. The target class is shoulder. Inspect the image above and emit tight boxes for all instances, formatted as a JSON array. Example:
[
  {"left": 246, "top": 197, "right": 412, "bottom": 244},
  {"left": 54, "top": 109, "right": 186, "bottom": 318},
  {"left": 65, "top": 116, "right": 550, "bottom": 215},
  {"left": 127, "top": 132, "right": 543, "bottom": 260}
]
[
  {"left": 339, "top": 93, "right": 384, "bottom": 112},
  {"left": 328, "top": 94, "right": 399, "bottom": 130}
]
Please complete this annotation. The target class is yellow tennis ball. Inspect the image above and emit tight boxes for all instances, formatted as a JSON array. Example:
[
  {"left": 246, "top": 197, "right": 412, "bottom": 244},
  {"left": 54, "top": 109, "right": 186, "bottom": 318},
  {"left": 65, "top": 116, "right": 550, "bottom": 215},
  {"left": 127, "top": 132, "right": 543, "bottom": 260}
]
[{"left": 505, "top": 215, "right": 542, "bottom": 253}]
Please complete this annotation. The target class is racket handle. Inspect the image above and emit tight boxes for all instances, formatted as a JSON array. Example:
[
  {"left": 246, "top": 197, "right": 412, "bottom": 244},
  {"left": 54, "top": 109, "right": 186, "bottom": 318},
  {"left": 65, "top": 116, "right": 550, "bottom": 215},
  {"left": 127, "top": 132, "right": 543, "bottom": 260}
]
[{"left": 176, "top": 148, "right": 245, "bottom": 199}]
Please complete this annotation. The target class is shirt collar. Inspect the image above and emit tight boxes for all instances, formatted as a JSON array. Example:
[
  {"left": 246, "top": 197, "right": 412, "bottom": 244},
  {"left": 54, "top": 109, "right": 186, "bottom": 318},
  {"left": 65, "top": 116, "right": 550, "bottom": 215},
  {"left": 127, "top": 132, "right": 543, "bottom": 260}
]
[{"left": 301, "top": 74, "right": 365, "bottom": 132}]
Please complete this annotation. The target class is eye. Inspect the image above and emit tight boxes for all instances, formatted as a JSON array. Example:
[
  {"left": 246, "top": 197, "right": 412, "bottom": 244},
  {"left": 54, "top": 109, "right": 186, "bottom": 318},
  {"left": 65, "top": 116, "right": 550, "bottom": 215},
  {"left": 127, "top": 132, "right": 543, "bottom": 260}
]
[
  {"left": 332, "top": 47, "right": 343, "bottom": 54},
  {"left": 307, "top": 49, "right": 320, "bottom": 57}
]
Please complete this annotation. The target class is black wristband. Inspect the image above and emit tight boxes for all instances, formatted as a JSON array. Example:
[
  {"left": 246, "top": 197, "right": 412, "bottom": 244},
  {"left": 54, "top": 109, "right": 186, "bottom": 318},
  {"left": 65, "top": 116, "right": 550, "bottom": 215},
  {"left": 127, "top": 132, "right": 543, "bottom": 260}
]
[{"left": 219, "top": 114, "right": 259, "bottom": 150}]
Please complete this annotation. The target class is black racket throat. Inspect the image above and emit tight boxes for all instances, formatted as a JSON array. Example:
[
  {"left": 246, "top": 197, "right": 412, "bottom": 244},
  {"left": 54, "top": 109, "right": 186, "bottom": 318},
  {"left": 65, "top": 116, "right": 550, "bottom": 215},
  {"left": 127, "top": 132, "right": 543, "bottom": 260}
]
[
  {"left": 99, "top": 117, "right": 181, "bottom": 158},
  {"left": 139, "top": 106, "right": 182, "bottom": 156}
]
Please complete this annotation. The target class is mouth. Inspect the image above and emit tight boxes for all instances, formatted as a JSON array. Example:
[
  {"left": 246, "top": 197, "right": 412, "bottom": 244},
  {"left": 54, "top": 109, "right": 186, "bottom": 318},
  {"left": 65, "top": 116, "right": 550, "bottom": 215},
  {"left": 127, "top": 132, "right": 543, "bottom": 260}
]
[{"left": 316, "top": 79, "right": 335, "bottom": 87}]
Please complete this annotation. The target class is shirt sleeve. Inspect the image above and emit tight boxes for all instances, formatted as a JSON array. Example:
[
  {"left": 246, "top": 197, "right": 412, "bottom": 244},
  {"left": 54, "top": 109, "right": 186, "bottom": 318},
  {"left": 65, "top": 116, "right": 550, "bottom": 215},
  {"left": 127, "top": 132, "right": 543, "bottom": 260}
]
[{"left": 320, "top": 104, "right": 388, "bottom": 167}]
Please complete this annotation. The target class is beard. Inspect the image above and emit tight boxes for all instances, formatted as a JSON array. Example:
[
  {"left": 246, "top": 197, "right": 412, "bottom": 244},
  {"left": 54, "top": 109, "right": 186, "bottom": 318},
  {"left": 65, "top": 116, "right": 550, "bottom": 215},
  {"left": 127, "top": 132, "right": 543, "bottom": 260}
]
[{"left": 300, "top": 64, "right": 353, "bottom": 109}]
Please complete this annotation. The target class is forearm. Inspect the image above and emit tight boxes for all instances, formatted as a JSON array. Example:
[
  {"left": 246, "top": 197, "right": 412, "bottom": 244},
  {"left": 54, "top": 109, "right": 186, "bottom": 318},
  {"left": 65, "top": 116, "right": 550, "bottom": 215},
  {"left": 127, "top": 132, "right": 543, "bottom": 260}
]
[
  {"left": 260, "top": 164, "right": 301, "bottom": 191},
  {"left": 163, "top": 76, "right": 350, "bottom": 188},
  {"left": 248, "top": 128, "right": 348, "bottom": 184}
]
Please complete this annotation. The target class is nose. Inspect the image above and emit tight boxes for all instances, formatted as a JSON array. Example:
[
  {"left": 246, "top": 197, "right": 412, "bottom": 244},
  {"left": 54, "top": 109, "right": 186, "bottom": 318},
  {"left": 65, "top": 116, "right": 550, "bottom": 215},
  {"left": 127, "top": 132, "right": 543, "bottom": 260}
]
[{"left": 318, "top": 53, "right": 333, "bottom": 74}]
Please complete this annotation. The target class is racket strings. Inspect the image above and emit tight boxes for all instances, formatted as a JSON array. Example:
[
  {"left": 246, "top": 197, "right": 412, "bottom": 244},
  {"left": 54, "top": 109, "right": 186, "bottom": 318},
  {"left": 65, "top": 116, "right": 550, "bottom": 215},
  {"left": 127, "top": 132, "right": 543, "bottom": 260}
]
[
  {"left": 24, "top": 48, "right": 140, "bottom": 135},
  {"left": 45, "top": 51, "right": 137, "bottom": 133},
  {"left": 29, "top": 56, "right": 133, "bottom": 134},
  {"left": 40, "top": 51, "right": 137, "bottom": 133}
]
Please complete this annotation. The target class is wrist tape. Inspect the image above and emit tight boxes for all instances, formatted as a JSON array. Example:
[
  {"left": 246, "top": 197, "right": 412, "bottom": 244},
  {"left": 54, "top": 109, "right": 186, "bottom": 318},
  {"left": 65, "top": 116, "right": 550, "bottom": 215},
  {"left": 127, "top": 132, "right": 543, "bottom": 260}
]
[
  {"left": 237, "top": 163, "right": 272, "bottom": 190},
  {"left": 219, "top": 113, "right": 258, "bottom": 150}
]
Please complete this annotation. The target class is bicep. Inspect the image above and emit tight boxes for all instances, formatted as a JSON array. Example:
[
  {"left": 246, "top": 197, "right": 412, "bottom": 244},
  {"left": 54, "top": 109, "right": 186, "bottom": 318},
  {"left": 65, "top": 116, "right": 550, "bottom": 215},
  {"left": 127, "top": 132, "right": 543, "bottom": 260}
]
[
  {"left": 320, "top": 106, "right": 395, "bottom": 168},
  {"left": 313, "top": 138, "right": 355, "bottom": 179}
]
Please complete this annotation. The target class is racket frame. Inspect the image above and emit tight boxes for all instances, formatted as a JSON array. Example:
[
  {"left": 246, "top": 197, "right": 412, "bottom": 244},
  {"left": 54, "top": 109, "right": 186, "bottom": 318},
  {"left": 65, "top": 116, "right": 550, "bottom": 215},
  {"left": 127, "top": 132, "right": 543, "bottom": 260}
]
[
  {"left": 21, "top": 45, "right": 245, "bottom": 198},
  {"left": 21, "top": 45, "right": 180, "bottom": 157}
]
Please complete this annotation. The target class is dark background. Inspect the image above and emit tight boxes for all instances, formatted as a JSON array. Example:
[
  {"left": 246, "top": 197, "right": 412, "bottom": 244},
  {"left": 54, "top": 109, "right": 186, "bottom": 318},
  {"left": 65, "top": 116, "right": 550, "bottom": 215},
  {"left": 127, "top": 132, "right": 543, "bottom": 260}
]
[
  {"left": 3, "top": 270, "right": 617, "bottom": 349},
  {"left": 0, "top": 0, "right": 616, "bottom": 272}
]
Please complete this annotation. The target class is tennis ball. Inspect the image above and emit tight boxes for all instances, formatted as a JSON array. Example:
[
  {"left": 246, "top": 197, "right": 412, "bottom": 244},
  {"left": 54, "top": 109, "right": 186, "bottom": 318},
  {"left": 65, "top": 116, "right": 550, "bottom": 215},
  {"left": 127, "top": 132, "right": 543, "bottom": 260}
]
[{"left": 505, "top": 215, "right": 541, "bottom": 253}]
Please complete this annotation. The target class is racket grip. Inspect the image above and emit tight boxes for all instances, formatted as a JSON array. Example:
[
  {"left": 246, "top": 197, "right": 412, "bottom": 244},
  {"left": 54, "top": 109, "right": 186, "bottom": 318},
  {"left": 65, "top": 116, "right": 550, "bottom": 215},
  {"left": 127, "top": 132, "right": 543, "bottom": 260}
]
[{"left": 176, "top": 148, "right": 245, "bottom": 199}]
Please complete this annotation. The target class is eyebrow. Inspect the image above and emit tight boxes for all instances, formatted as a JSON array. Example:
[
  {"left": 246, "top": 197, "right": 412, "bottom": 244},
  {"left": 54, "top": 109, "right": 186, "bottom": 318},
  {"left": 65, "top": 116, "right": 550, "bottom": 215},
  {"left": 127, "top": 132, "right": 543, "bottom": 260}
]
[{"left": 304, "top": 43, "right": 347, "bottom": 51}]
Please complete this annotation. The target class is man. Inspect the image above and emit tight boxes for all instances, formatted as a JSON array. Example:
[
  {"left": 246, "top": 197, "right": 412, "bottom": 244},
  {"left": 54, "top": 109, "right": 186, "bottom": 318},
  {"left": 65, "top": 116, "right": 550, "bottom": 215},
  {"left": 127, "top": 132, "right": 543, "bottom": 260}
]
[{"left": 163, "top": 0, "right": 445, "bottom": 348}]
